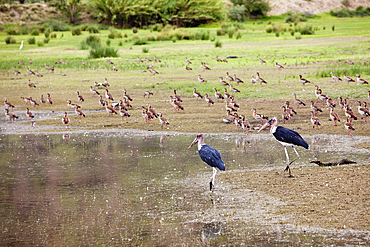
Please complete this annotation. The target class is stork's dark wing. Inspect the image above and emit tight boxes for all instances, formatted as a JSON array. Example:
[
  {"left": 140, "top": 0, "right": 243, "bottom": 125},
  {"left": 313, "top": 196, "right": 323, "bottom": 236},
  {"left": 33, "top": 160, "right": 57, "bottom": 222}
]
[
  {"left": 199, "top": 145, "right": 225, "bottom": 171},
  {"left": 273, "top": 126, "right": 309, "bottom": 149}
]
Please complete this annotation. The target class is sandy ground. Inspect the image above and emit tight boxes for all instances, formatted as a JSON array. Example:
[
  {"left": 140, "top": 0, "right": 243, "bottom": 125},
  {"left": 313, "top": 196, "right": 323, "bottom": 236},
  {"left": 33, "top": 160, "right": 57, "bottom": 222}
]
[{"left": 223, "top": 165, "right": 370, "bottom": 232}]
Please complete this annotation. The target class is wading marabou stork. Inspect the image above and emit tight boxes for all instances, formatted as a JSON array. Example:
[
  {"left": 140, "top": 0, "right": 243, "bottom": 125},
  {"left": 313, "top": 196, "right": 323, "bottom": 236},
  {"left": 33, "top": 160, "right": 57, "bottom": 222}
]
[
  {"left": 188, "top": 134, "right": 225, "bottom": 192},
  {"left": 258, "top": 118, "right": 309, "bottom": 177}
]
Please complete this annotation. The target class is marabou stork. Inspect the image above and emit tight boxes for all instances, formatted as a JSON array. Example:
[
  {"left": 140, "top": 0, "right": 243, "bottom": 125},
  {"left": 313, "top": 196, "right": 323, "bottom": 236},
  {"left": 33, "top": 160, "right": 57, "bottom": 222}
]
[
  {"left": 258, "top": 118, "right": 309, "bottom": 177},
  {"left": 188, "top": 134, "right": 225, "bottom": 192}
]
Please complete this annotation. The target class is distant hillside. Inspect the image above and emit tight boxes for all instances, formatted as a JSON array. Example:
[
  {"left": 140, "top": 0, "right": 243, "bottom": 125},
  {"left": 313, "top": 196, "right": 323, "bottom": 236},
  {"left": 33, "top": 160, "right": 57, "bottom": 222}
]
[{"left": 267, "top": 0, "right": 370, "bottom": 16}]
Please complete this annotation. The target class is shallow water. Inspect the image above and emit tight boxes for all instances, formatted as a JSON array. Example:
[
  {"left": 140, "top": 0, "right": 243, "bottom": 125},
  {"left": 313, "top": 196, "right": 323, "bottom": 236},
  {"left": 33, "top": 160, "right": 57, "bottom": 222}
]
[{"left": 0, "top": 131, "right": 369, "bottom": 245}]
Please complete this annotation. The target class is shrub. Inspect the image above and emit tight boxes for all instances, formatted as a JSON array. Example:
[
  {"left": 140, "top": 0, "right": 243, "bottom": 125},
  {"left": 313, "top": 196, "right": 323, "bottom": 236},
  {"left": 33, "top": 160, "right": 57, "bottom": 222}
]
[
  {"left": 265, "top": 25, "right": 273, "bottom": 33},
  {"left": 216, "top": 29, "right": 225, "bottom": 36},
  {"left": 124, "top": 33, "right": 128, "bottom": 38},
  {"left": 5, "top": 26, "right": 19, "bottom": 35},
  {"left": 228, "top": 28, "right": 236, "bottom": 38},
  {"left": 295, "top": 33, "right": 301, "bottom": 39},
  {"left": 229, "top": 5, "right": 246, "bottom": 22},
  {"left": 118, "top": 41, "right": 123, "bottom": 46},
  {"left": 116, "top": 32, "right": 123, "bottom": 38},
  {"left": 28, "top": 37, "right": 36, "bottom": 44},
  {"left": 88, "top": 26, "right": 99, "bottom": 33},
  {"left": 31, "top": 28, "right": 40, "bottom": 36},
  {"left": 215, "top": 39, "right": 222, "bottom": 48},
  {"left": 44, "top": 38, "right": 50, "bottom": 43},
  {"left": 50, "top": 33, "right": 57, "bottom": 38},
  {"left": 210, "top": 36, "right": 216, "bottom": 42},
  {"left": 108, "top": 32, "right": 115, "bottom": 39},
  {"left": 275, "top": 32, "right": 280, "bottom": 37},
  {"left": 86, "top": 35, "right": 101, "bottom": 46},
  {"left": 37, "top": 41, "right": 44, "bottom": 46},
  {"left": 106, "top": 39, "right": 111, "bottom": 46},
  {"left": 89, "top": 42, "right": 118, "bottom": 58},
  {"left": 79, "top": 40, "right": 89, "bottom": 50},
  {"left": 133, "top": 38, "right": 147, "bottom": 45},
  {"left": 151, "top": 23, "right": 163, "bottom": 32},
  {"left": 38, "top": 25, "right": 45, "bottom": 33},
  {"left": 132, "top": 27, "right": 138, "bottom": 33},
  {"left": 236, "top": 31, "right": 242, "bottom": 39},
  {"left": 285, "top": 15, "right": 307, "bottom": 23},
  {"left": 72, "top": 27, "right": 82, "bottom": 36},
  {"left": 142, "top": 47, "right": 149, "bottom": 53},
  {"left": 5, "top": 36, "right": 16, "bottom": 44},
  {"left": 332, "top": 25, "right": 335, "bottom": 31},
  {"left": 44, "top": 29, "right": 51, "bottom": 38},
  {"left": 172, "top": 37, "right": 177, "bottom": 43},
  {"left": 295, "top": 23, "right": 314, "bottom": 35},
  {"left": 42, "top": 20, "right": 70, "bottom": 31}
]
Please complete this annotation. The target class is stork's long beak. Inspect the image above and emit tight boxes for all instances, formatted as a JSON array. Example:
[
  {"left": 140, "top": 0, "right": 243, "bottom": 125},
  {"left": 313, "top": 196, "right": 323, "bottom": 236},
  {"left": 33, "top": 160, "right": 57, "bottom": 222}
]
[
  {"left": 188, "top": 137, "right": 198, "bottom": 149},
  {"left": 258, "top": 121, "right": 271, "bottom": 133}
]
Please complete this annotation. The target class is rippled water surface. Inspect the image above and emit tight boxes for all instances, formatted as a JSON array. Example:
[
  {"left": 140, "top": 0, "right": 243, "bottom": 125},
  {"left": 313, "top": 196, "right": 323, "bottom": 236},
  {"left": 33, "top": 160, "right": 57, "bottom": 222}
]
[{"left": 0, "top": 131, "right": 369, "bottom": 245}]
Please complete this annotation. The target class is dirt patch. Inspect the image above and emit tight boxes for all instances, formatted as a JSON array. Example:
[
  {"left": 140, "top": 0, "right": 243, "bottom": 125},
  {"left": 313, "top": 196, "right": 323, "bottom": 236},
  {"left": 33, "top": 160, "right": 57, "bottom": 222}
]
[{"left": 223, "top": 164, "right": 370, "bottom": 231}]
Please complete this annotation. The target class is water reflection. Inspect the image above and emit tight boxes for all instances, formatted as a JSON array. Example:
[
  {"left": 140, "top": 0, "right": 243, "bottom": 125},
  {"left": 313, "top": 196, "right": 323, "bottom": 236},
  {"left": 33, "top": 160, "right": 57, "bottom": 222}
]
[{"left": 0, "top": 131, "right": 368, "bottom": 245}]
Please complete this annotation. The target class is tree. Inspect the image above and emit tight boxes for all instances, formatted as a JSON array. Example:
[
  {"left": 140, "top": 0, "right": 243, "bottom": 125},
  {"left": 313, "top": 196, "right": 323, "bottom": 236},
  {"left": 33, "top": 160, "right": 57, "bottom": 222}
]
[
  {"left": 230, "top": 0, "right": 270, "bottom": 19},
  {"left": 65, "top": 0, "right": 82, "bottom": 24}
]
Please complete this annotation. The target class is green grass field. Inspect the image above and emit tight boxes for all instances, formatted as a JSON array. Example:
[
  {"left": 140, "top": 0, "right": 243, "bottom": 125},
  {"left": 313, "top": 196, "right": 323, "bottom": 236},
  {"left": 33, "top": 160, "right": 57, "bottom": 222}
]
[{"left": 1, "top": 15, "right": 370, "bottom": 134}]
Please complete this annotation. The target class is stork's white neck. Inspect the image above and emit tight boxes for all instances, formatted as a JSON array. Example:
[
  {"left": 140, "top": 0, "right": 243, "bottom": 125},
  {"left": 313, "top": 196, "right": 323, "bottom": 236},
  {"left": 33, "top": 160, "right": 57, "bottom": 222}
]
[
  {"left": 197, "top": 138, "right": 204, "bottom": 150},
  {"left": 271, "top": 125, "right": 277, "bottom": 134}
]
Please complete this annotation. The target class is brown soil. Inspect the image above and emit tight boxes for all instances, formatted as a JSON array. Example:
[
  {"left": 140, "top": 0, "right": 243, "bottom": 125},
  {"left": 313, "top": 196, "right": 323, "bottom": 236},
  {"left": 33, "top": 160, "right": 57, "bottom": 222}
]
[{"left": 224, "top": 164, "right": 370, "bottom": 231}]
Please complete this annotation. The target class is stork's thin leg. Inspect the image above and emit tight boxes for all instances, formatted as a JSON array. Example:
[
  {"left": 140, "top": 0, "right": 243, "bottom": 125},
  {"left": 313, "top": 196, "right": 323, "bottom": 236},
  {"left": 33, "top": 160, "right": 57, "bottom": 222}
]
[
  {"left": 210, "top": 167, "right": 217, "bottom": 192},
  {"left": 289, "top": 146, "right": 300, "bottom": 165},
  {"left": 283, "top": 145, "right": 293, "bottom": 177}
]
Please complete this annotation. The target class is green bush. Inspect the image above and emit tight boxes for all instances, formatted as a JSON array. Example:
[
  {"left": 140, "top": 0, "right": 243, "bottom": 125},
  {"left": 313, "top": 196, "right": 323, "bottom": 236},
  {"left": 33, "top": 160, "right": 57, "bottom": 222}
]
[
  {"left": 44, "top": 38, "right": 50, "bottom": 43},
  {"left": 85, "top": 35, "right": 101, "bottom": 46},
  {"left": 295, "top": 23, "right": 314, "bottom": 35},
  {"left": 228, "top": 28, "right": 236, "bottom": 38},
  {"left": 5, "top": 36, "right": 16, "bottom": 44},
  {"left": 332, "top": 25, "right": 335, "bottom": 31},
  {"left": 88, "top": 26, "right": 99, "bottom": 33},
  {"left": 50, "top": 33, "right": 57, "bottom": 38},
  {"left": 89, "top": 42, "right": 118, "bottom": 58},
  {"left": 275, "top": 32, "right": 280, "bottom": 37},
  {"left": 124, "top": 33, "right": 128, "bottom": 38},
  {"left": 72, "top": 27, "right": 82, "bottom": 36},
  {"left": 28, "top": 37, "right": 36, "bottom": 44},
  {"left": 108, "top": 32, "right": 115, "bottom": 39},
  {"left": 330, "top": 8, "right": 370, "bottom": 17},
  {"left": 142, "top": 47, "right": 149, "bottom": 53},
  {"left": 228, "top": 5, "right": 246, "bottom": 22},
  {"left": 5, "top": 26, "right": 19, "bottom": 35},
  {"left": 265, "top": 25, "right": 273, "bottom": 33},
  {"left": 151, "top": 23, "right": 163, "bottom": 32},
  {"left": 31, "top": 28, "right": 40, "bottom": 36},
  {"left": 37, "top": 40, "right": 44, "bottom": 46},
  {"left": 106, "top": 39, "right": 111, "bottom": 46},
  {"left": 236, "top": 31, "right": 242, "bottom": 39},
  {"left": 133, "top": 38, "right": 147, "bottom": 45},
  {"left": 216, "top": 29, "right": 225, "bottom": 36},
  {"left": 38, "top": 25, "right": 45, "bottom": 33},
  {"left": 118, "top": 41, "right": 123, "bottom": 46},
  {"left": 44, "top": 29, "right": 51, "bottom": 38},
  {"left": 41, "top": 20, "right": 70, "bottom": 31},
  {"left": 285, "top": 15, "right": 307, "bottom": 23},
  {"left": 116, "top": 32, "right": 123, "bottom": 38},
  {"left": 295, "top": 33, "right": 301, "bottom": 39},
  {"left": 132, "top": 27, "right": 138, "bottom": 33},
  {"left": 215, "top": 39, "right": 222, "bottom": 48},
  {"left": 79, "top": 40, "right": 89, "bottom": 50}
]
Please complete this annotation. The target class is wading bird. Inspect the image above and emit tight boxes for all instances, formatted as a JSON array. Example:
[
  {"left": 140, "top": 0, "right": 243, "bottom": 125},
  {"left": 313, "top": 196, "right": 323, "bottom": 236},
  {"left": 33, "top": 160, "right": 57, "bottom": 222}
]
[
  {"left": 188, "top": 134, "right": 225, "bottom": 192},
  {"left": 258, "top": 117, "right": 309, "bottom": 177}
]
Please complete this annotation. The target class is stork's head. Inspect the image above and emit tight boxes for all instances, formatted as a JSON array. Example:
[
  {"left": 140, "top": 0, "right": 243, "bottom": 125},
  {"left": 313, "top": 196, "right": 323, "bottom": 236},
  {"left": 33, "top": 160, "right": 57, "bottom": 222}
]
[
  {"left": 258, "top": 117, "right": 277, "bottom": 132},
  {"left": 188, "top": 134, "right": 204, "bottom": 149}
]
